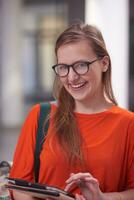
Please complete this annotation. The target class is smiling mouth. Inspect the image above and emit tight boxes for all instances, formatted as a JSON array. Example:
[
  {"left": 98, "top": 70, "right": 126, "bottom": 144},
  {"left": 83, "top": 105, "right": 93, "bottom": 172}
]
[{"left": 69, "top": 82, "right": 87, "bottom": 90}]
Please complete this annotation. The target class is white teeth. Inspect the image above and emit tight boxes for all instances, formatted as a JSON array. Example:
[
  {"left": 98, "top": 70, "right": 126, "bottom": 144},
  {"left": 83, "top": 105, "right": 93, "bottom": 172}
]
[{"left": 71, "top": 82, "right": 86, "bottom": 88}]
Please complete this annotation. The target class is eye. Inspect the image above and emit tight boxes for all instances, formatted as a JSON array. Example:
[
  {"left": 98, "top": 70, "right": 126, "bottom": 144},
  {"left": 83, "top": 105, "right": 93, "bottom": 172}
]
[
  {"left": 57, "top": 64, "right": 67, "bottom": 72},
  {"left": 74, "top": 62, "right": 87, "bottom": 69}
]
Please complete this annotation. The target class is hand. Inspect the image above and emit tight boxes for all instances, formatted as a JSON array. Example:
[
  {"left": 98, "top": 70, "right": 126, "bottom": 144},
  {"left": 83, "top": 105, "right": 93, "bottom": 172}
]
[{"left": 65, "top": 173, "right": 105, "bottom": 200}]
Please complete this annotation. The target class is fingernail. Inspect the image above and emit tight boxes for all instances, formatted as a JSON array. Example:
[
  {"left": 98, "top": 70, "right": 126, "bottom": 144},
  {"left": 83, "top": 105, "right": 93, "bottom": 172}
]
[{"left": 70, "top": 173, "right": 74, "bottom": 176}]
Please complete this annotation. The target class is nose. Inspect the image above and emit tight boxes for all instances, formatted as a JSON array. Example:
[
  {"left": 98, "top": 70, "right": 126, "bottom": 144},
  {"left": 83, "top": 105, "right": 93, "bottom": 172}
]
[{"left": 67, "top": 67, "right": 79, "bottom": 81}]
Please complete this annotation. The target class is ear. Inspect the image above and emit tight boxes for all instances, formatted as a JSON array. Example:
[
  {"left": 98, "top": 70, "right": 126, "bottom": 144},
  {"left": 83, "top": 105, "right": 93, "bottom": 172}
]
[{"left": 100, "top": 56, "right": 109, "bottom": 72}]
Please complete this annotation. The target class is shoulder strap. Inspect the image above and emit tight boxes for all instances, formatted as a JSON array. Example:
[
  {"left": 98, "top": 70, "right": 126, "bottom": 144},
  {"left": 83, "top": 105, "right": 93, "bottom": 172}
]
[{"left": 34, "top": 102, "right": 51, "bottom": 183}]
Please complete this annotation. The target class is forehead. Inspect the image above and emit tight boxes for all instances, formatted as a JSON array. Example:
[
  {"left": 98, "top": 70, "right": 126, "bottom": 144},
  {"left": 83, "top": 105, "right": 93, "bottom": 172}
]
[{"left": 57, "top": 40, "right": 96, "bottom": 64}]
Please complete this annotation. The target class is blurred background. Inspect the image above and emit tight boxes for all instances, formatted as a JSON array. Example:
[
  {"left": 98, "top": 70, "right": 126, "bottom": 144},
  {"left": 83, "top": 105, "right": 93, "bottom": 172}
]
[{"left": 0, "top": 0, "right": 134, "bottom": 162}]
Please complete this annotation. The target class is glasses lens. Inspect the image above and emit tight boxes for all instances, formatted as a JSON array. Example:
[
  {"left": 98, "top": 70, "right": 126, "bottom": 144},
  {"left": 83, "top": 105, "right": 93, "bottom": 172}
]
[
  {"left": 74, "top": 62, "right": 88, "bottom": 75},
  {"left": 55, "top": 64, "right": 68, "bottom": 76}
]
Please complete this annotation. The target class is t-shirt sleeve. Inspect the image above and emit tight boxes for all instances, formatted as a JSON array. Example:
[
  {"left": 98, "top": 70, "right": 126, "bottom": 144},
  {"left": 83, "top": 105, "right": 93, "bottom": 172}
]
[
  {"left": 126, "top": 117, "right": 134, "bottom": 189},
  {"left": 9, "top": 104, "right": 40, "bottom": 182}
]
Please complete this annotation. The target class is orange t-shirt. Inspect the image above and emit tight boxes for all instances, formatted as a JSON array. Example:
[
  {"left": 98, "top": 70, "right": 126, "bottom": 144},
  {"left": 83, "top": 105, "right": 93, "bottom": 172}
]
[{"left": 10, "top": 103, "right": 134, "bottom": 193}]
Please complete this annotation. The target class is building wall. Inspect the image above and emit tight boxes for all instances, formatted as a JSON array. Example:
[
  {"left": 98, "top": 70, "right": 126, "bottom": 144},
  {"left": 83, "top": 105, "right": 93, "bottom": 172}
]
[{"left": 85, "top": 0, "right": 129, "bottom": 108}]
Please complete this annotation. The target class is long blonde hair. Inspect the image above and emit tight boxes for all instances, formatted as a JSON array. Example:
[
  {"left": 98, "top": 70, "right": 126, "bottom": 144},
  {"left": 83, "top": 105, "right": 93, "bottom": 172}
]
[{"left": 52, "top": 22, "right": 117, "bottom": 164}]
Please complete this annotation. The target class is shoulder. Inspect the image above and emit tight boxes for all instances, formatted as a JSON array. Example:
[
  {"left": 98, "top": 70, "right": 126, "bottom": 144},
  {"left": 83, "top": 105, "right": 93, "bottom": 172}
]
[
  {"left": 28, "top": 101, "right": 57, "bottom": 118},
  {"left": 25, "top": 104, "right": 40, "bottom": 122},
  {"left": 20, "top": 102, "right": 54, "bottom": 138},
  {"left": 115, "top": 106, "right": 134, "bottom": 139},
  {"left": 27, "top": 101, "right": 56, "bottom": 115},
  {"left": 113, "top": 106, "right": 134, "bottom": 120},
  {"left": 29, "top": 103, "right": 40, "bottom": 113},
  {"left": 108, "top": 106, "right": 134, "bottom": 138}
]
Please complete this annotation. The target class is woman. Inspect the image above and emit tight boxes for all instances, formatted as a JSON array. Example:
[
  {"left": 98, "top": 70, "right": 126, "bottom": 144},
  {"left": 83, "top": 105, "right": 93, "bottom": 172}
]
[{"left": 10, "top": 22, "right": 134, "bottom": 200}]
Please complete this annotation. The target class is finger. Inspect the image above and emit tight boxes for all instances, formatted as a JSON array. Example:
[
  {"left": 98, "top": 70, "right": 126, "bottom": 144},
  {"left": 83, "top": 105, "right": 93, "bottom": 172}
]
[
  {"left": 65, "top": 181, "right": 77, "bottom": 191},
  {"left": 66, "top": 172, "right": 92, "bottom": 184},
  {"left": 69, "top": 175, "right": 99, "bottom": 185},
  {"left": 75, "top": 194, "right": 86, "bottom": 200},
  {"left": 70, "top": 173, "right": 75, "bottom": 176},
  {"left": 65, "top": 176, "right": 97, "bottom": 191},
  {"left": 66, "top": 177, "right": 99, "bottom": 189},
  {"left": 84, "top": 177, "right": 99, "bottom": 186},
  {"left": 65, "top": 178, "right": 90, "bottom": 192},
  {"left": 64, "top": 183, "right": 72, "bottom": 191},
  {"left": 45, "top": 198, "right": 54, "bottom": 200},
  {"left": 82, "top": 177, "right": 100, "bottom": 192}
]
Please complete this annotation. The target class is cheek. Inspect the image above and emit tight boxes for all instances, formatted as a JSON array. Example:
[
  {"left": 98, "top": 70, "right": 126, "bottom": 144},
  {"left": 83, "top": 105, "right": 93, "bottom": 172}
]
[
  {"left": 59, "top": 77, "right": 67, "bottom": 85},
  {"left": 86, "top": 69, "right": 102, "bottom": 85},
  {"left": 85, "top": 70, "right": 96, "bottom": 82}
]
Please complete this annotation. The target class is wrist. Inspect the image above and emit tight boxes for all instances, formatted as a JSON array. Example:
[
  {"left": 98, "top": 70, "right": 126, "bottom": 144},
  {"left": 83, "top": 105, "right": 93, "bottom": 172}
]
[
  {"left": 114, "top": 192, "right": 124, "bottom": 200},
  {"left": 103, "top": 192, "right": 124, "bottom": 200}
]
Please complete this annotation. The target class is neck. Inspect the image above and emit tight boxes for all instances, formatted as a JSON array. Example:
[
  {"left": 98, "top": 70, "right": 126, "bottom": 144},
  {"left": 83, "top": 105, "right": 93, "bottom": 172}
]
[{"left": 74, "top": 95, "right": 113, "bottom": 114}]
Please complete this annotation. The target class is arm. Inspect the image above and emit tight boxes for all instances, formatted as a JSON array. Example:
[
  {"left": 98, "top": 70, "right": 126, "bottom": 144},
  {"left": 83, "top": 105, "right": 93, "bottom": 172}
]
[
  {"left": 10, "top": 105, "right": 40, "bottom": 181},
  {"left": 65, "top": 173, "right": 134, "bottom": 200},
  {"left": 13, "top": 190, "right": 39, "bottom": 200},
  {"left": 104, "top": 189, "right": 134, "bottom": 200},
  {"left": 9, "top": 105, "right": 40, "bottom": 199}
]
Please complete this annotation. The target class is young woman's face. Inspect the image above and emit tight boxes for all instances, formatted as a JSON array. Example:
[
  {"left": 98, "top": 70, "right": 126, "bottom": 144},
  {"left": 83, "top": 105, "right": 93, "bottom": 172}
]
[{"left": 57, "top": 40, "right": 108, "bottom": 104}]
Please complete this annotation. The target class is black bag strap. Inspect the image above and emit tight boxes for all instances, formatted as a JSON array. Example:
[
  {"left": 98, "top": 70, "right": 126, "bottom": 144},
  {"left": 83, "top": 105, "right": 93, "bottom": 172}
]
[{"left": 34, "top": 102, "right": 51, "bottom": 183}]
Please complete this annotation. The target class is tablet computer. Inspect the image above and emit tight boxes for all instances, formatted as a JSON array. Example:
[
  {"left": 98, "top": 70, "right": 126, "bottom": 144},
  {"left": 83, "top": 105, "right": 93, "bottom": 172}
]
[{"left": 6, "top": 178, "right": 75, "bottom": 200}]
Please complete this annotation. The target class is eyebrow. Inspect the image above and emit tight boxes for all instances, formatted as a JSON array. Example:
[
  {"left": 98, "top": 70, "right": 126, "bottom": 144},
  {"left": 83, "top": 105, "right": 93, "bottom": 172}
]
[{"left": 57, "top": 59, "right": 92, "bottom": 65}]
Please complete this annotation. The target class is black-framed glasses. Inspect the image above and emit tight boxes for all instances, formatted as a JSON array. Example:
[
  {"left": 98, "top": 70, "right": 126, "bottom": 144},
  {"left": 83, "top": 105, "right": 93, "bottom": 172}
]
[{"left": 52, "top": 58, "right": 100, "bottom": 77}]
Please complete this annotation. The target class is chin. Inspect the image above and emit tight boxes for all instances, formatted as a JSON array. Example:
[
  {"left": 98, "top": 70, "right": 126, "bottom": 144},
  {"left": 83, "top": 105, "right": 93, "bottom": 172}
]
[
  {"left": 68, "top": 90, "right": 91, "bottom": 100},
  {"left": 71, "top": 94, "right": 88, "bottom": 102}
]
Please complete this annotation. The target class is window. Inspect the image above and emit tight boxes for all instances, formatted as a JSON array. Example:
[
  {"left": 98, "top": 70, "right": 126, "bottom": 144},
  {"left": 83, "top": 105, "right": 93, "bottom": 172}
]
[{"left": 22, "top": 0, "right": 85, "bottom": 106}]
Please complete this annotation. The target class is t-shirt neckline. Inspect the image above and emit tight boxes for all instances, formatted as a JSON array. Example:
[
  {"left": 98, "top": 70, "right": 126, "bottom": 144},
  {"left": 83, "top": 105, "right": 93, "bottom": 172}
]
[{"left": 74, "top": 105, "right": 117, "bottom": 117}]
